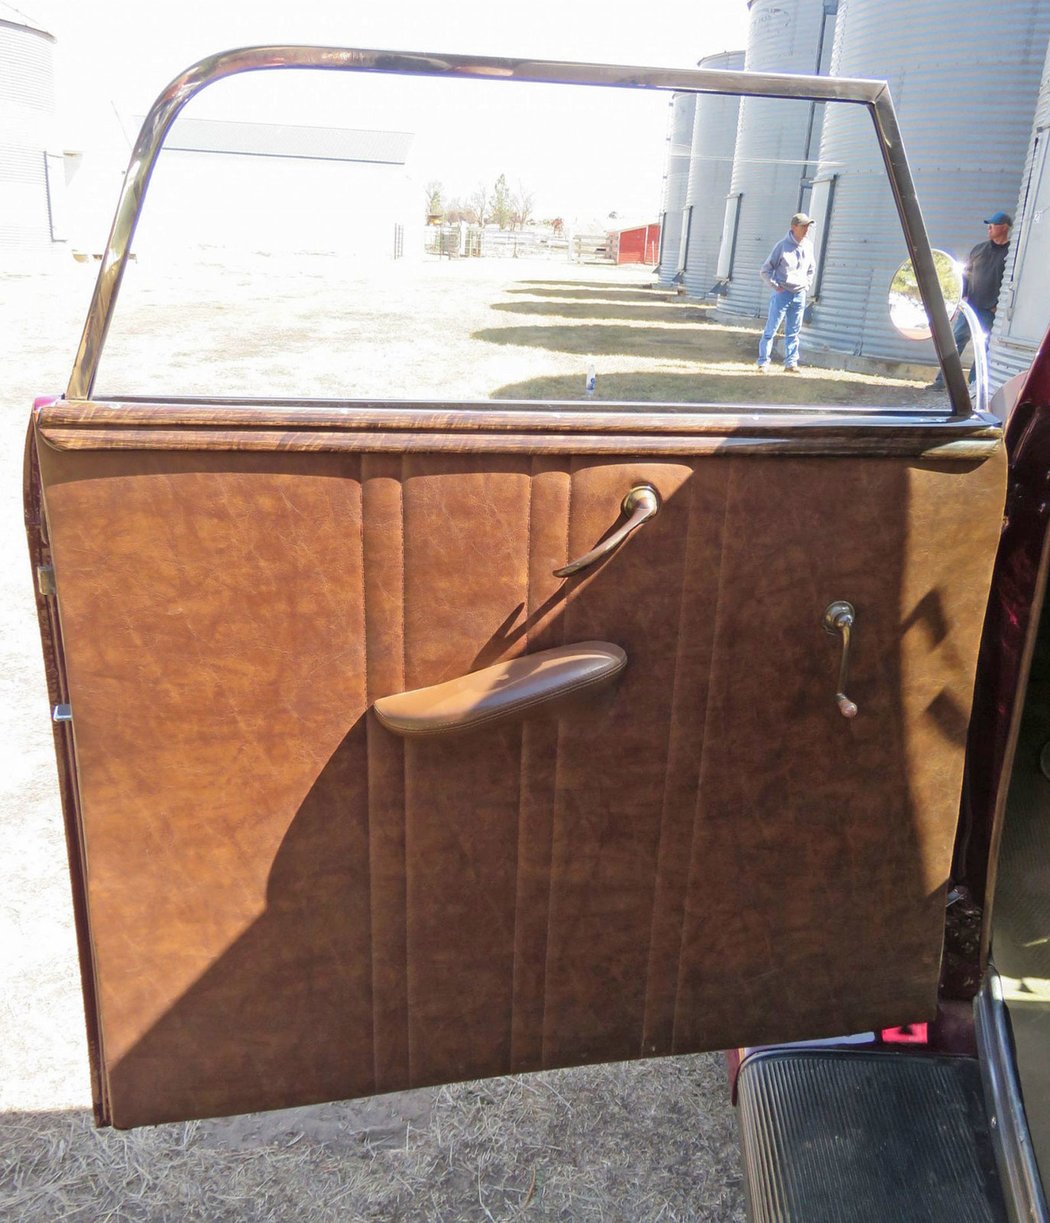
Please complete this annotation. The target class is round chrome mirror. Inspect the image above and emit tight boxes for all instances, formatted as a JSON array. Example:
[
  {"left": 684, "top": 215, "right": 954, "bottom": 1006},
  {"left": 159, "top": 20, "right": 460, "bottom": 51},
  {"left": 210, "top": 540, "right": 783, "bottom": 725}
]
[{"left": 887, "top": 250, "right": 964, "bottom": 340}]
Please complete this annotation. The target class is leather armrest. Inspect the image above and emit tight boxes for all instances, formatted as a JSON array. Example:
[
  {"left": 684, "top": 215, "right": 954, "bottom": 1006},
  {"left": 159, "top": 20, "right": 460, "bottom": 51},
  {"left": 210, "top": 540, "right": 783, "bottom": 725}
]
[{"left": 373, "top": 641, "right": 627, "bottom": 737}]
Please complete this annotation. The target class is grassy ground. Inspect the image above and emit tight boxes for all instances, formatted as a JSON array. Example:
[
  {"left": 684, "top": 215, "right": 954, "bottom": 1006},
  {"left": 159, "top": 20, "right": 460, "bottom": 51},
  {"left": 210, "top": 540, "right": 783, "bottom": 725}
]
[{"left": 0, "top": 248, "right": 927, "bottom": 1222}]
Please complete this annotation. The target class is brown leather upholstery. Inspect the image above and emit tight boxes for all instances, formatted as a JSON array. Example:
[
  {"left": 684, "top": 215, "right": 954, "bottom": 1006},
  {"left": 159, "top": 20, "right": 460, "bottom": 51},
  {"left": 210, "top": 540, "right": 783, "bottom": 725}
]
[
  {"left": 373, "top": 641, "right": 627, "bottom": 736},
  {"left": 32, "top": 439, "right": 1006, "bottom": 1128}
]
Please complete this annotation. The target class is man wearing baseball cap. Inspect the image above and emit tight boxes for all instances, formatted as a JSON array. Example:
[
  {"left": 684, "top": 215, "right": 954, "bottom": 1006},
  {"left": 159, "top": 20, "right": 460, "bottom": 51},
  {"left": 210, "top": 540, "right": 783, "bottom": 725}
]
[
  {"left": 756, "top": 212, "right": 817, "bottom": 373},
  {"left": 927, "top": 211, "right": 1012, "bottom": 391}
]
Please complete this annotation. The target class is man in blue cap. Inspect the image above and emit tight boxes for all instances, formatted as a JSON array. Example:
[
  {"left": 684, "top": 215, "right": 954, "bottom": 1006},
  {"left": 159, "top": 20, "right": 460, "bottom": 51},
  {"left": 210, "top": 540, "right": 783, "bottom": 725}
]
[
  {"left": 927, "top": 211, "right": 1012, "bottom": 391},
  {"left": 756, "top": 212, "right": 817, "bottom": 373}
]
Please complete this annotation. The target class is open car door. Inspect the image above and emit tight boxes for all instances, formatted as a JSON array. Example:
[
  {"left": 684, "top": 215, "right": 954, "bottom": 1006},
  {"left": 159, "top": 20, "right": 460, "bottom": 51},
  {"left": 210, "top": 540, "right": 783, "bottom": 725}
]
[{"left": 26, "top": 49, "right": 1007, "bottom": 1130}]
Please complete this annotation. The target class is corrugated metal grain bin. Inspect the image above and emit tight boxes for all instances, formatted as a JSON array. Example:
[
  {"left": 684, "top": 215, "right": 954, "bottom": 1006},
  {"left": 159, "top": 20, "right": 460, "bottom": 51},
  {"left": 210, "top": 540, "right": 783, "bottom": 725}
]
[
  {"left": 989, "top": 37, "right": 1050, "bottom": 395},
  {"left": 656, "top": 92, "right": 697, "bottom": 285},
  {"left": 716, "top": 0, "right": 839, "bottom": 320},
  {"left": 805, "top": 0, "right": 1050, "bottom": 366},
  {"left": 681, "top": 49, "right": 746, "bottom": 298},
  {"left": 0, "top": 16, "right": 56, "bottom": 252}
]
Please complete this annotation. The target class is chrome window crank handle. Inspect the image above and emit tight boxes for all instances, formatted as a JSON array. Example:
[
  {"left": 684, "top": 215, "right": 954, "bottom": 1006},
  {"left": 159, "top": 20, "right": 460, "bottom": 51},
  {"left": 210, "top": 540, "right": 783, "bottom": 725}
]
[{"left": 823, "top": 601, "right": 858, "bottom": 719}]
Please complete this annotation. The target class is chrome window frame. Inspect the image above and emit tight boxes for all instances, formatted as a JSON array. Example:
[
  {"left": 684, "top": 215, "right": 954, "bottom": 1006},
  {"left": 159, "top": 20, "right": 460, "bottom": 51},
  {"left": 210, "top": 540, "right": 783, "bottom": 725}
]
[{"left": 66, "top": 45, "right": 974, "bottom": 418}]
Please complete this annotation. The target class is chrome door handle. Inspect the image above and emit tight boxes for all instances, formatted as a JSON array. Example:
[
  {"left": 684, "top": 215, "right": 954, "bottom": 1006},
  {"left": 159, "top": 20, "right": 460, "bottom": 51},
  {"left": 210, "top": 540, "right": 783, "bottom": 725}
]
[
  {"left": 823, "top": 601, "right": 858, "bottom": 719},
  {"left": 554, "top": 485, "right": 661, "bottom": 578}
]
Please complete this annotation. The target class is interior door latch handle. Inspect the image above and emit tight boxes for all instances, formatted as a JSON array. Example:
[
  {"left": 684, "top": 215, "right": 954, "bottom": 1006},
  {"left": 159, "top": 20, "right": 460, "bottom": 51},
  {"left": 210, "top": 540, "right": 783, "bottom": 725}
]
[
  {"left": 823, "top": 601, "right": 858, "bottom": 719},
  {"left": 554, "top": 484, "right": 661, "bottom": 578}
]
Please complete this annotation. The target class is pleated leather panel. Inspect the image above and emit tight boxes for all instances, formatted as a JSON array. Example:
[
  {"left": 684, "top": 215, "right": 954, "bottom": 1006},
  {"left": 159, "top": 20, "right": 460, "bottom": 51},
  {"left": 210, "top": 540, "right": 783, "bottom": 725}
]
[{"left": 34, "top": 441, "right": 1005, "bottom": 1126}]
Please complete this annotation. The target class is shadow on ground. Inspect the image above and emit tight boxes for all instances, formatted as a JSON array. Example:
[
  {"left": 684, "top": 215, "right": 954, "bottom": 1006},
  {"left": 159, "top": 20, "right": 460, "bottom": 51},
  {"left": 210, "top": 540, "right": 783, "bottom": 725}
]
[
  {"left": 508, "top": 286, "right": 680, "bottom": 304},
  {"left": 517, "top": 279, "right": 662, "bottom": 290},
  {"left": 492, "top": 300, "right": 714, "bottom": 325},
  {"left": 492, "top": 370, "right": 925, "bottom": 407},
  {"left": 474, "top": 322, "right": 756, "bottom": 363}
]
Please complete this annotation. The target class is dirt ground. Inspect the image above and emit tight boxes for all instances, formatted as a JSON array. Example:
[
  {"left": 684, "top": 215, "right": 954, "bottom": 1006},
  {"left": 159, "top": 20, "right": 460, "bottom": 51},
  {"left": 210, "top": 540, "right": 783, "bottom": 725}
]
[{"left": 0, "top": 249, "right": 929, "bottom": 1222}]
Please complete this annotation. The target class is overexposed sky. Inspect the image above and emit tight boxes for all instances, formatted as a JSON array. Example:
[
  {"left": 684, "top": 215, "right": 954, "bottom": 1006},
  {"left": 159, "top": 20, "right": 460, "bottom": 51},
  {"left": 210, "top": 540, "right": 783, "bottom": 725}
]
[
  {"left": 22, "top": 1, "right": 749, "bottom": 113},
  {"left": 11, "top": 0, "right": 751, "bottom": 222}
]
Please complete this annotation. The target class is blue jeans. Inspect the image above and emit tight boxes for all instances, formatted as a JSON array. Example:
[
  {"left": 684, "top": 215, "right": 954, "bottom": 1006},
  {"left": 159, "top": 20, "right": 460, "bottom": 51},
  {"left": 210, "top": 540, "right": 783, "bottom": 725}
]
[
  {"left": 758, "top": 288, "right": 806, "bottom": 367},
  {"left": 933, "top": 305, "right": 994, "bottom": 387}
]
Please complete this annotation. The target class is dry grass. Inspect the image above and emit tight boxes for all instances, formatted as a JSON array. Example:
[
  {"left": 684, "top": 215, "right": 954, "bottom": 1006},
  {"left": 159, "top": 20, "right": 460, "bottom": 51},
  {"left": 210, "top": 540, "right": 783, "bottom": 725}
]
[
  {"left": 0, "top": 247, "right": 926, "bottom": 1222},
  {"left": 0, "top": 1060, "right": 745, "bottom": 1222}
]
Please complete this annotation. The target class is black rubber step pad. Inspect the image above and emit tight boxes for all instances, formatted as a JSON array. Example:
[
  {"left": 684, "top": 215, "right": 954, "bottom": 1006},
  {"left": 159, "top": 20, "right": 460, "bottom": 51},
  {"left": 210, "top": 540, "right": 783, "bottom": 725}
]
[{"left": 737, "top": 1050, "right": 1007, "bottom": 1222}]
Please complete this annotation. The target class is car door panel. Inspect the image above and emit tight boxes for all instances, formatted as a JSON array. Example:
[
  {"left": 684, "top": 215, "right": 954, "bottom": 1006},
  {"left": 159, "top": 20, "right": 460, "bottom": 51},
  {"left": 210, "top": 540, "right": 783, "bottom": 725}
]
[{"left": 30, "top": 407, "right": 1005, "bottom": 1127}]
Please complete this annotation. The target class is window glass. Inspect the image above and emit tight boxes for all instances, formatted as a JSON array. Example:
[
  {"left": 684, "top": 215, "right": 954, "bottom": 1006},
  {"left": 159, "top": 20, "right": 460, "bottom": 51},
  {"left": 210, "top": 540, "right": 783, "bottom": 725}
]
[{"left": 93, "top": 68, "right": 925, "bottom": 409}]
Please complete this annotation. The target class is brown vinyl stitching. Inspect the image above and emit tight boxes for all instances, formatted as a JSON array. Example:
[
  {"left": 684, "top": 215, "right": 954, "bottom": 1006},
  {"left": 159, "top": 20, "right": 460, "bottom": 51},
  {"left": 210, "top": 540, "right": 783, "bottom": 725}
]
[
  {"left": 398, "top": 457, "right": 412, "bottom": 1086},
  {"left": 361, "top": 459, "right": 378, "bottom": 1090},
  {"left": 360, "top": 461, "right": 372, "bottom": 709},
  {"left": 641, "top": 469, "right": 697, "bottom": 1055},
  {"left": 542, "top": 461, "right": 574, "bottom": 1065},
  {"left": 510, "top": 463, "right": 534, "bottom": 1069},
  {"left": 672, "top": 462, "right": 735, "bottom": 1047},
  {"left": 523, "top": 461, "right": 533, "bottom": 656},
  {"left": 397, "top": 460, "right": 406, "bottom": 696},
  {"left": 511, "top": 739, "right": 531, "bottom": 1069},
  {"left": 562, "top": 459, "right": 574, "bottom": 586}
]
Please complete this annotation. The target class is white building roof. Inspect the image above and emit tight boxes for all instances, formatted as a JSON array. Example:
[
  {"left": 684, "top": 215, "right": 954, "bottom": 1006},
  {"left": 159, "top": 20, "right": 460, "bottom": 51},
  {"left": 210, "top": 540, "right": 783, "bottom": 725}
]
[{"left": 145, "top": 116, "right": 414, "bottom": 165}]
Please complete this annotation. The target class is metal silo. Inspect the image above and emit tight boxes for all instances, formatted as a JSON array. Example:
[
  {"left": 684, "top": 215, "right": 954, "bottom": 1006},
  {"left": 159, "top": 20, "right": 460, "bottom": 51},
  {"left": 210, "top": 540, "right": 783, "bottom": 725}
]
[
  {"left": 989, "top": 37, "right": 1050, "bottom": 395},
  {"left": 681, "top": 49, "right": 746, "bottom": 298},
  {"left": 656, "top": 92, "right": 697, "bottom": 285},
  {"left": 805, "top": 0, "right": 1050, "bottom": 367},
  {"left": 716, "top": 0, "right": 839, "bottom": 319},
  {"left": 0, "top": 14, "right": 57, "bottom": 252}
]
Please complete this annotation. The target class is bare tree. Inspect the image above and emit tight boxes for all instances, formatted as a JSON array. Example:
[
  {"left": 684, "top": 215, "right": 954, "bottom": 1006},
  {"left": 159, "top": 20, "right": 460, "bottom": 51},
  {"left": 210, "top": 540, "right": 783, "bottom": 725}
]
[
  {"left": 512, "top": 180, "right": 535, "bottom": 230},
  {"left": 444, "top": 197, "right": 471, "bottom": 223},
  {"left": 438, "top": 177, "right": 536, "bottom": 228},
  {"left": 424, "top": 180, "right": 444, "bottom": 221},
  {"left": 467, "top": 182, "right": 489, "bottom": 226}
]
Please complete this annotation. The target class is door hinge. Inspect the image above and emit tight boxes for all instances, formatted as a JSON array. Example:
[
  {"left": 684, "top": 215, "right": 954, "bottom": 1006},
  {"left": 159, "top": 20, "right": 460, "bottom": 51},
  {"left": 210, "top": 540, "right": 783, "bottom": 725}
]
[
  {"left": 36, "top": 564, "right": 56, "bottom": 596},
  {"left": 52, "top": 704, "right": 72, "bottom": 723}
]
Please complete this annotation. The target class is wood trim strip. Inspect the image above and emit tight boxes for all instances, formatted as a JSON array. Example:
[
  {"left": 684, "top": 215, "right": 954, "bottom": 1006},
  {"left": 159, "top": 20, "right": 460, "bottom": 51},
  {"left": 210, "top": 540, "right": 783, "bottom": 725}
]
[
  {"left": 37, "top": 425, "right": 1001, "bottom": 460},
  {"left": 45, "top": 398, "right": 1000, "bottom": 434},
  {"left": 36, "top": 400, "right": 1004, "bottom": 460}
]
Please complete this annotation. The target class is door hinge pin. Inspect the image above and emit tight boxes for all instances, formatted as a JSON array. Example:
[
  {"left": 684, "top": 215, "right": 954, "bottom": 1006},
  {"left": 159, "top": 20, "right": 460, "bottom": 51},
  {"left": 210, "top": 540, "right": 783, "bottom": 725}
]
[
  {"left": 52, "top": 704, "right": 72, "bottom": 723},
  {"left": 37, "top": 564, "right": 56, "bottom": 596}
]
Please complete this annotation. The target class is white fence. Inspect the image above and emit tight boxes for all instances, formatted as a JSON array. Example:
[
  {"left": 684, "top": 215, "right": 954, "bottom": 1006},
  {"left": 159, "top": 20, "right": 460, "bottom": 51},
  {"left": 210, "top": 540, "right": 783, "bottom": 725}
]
[{"left": 424, "top": 223, "right": 614, "bottom": 262}]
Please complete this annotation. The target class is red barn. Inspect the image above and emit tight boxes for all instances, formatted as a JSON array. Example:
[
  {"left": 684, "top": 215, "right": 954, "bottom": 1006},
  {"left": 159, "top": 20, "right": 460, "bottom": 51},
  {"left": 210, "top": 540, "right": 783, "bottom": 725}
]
[{"left": 611, "top": 221, "right": 660, "bottom": 265}]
